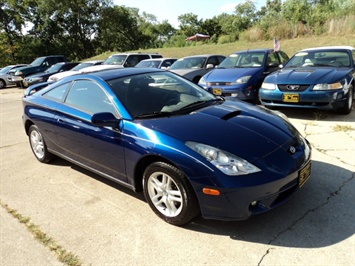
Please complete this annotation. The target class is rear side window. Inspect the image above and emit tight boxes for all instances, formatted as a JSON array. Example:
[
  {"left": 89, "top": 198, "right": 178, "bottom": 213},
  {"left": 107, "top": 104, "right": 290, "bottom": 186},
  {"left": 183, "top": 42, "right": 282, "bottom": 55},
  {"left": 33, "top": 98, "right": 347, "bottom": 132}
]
[{"left": 43, "top": 83, "right": 70, "bottom": 102}]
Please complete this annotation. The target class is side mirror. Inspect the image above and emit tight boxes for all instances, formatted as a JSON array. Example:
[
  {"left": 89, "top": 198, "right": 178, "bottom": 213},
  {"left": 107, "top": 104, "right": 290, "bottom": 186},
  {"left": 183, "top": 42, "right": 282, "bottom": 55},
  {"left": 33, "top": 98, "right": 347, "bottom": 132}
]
[
  {"left": 91, "top": 112, "right": 119, "bottom": 128},
  {"left": 206, "top": 64, "right": 214, "bottom": 69}
]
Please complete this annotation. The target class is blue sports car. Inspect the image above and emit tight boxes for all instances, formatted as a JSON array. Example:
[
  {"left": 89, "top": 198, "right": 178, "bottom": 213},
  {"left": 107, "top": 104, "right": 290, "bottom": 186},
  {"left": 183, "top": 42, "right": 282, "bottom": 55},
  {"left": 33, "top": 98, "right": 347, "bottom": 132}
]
[
  {"left": 198, "top": 49, "right": 289, "bottom": 102},
  {"left": 23, "top": 68, "right": 311, "bottom": 226},
  {"left": 259, "top": 46, "right": 355, "bottom": 114}
]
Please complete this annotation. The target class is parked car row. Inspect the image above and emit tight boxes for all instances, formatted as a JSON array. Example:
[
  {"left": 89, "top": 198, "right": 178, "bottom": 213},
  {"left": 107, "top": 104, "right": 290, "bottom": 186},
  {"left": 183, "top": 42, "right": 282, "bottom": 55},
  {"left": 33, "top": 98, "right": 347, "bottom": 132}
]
[{"left": 3, "top": 46, "right": 355, "bottom": 115}]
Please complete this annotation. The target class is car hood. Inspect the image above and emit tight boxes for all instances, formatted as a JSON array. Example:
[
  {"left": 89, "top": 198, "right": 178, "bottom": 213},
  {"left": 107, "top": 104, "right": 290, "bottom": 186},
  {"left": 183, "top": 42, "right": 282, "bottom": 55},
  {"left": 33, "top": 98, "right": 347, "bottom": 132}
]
[
  {"left": 49, "top": 70, "right": 78, "bottom": 81},
  {"left": 203, "top": 68, "right": 260, "bottom": 82},
  {"left": 138, "top": 101, "right": 300, "bottom": 162},
  {"left": 169, "top": 69, "right": 204, "bottom": 76},
  {"left": 265, "top": 67, "right": 351, "bottom": 84}
]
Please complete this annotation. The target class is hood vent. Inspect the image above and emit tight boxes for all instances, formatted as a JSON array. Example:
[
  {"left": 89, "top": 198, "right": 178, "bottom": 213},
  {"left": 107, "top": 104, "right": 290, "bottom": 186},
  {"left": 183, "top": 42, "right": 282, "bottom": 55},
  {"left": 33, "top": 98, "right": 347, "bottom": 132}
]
[{"left": 221, "top": 110, "right": 241, "bottom": 120}]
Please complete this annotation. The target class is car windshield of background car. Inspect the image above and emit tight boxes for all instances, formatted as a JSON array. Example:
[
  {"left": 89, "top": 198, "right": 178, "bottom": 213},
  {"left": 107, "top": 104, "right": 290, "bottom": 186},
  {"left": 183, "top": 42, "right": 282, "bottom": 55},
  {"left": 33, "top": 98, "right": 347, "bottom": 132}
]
[
  {"left": 29, "top": 58, "right": 45, "bottom": 66},
  {"left": 0, "top": 66, "right": 11, "bottom": 74},
  {"left": 104, "top": 55, "right": 126, "bottom": 65},
  {"left": 45, "top": 64, "right": 63, "bottom": 73},
  {"left": 219, "top": 53, "right": 265, "bottom": 68},
  {"left": 169, "top": 57, "right": 206, "bottom": 70},
  {"left": 70, "top": 62, "right": 93, "bottom": 71},
  {"left": 285, "top": 51, "right": 350, "bottom": 68}
]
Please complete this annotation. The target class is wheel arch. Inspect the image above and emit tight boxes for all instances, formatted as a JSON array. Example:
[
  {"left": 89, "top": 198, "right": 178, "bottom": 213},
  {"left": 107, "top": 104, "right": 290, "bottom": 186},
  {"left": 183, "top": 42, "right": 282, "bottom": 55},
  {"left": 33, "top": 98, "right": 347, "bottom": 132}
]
[
  {"left": 24, "top": 119, "right": 34, "bottom": 136},
  {"left": 133, "top": 155, "right": 180, "bottom": 192}
]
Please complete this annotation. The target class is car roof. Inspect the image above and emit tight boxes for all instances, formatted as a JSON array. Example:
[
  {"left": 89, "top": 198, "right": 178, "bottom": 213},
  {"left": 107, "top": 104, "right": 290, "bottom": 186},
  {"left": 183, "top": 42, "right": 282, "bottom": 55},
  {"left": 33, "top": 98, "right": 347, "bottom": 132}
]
[
  {"left": 139, "top": 58, "right": 177, "bottom": 62},
  {"left": 231, "top": 48, "right": 274, "bottom": 53},
  {"left": 181, "top": 54, "right": 224, "bottom": 58},
  {"left": 299, "top": 46, "right": 355, "bottom": 52}
]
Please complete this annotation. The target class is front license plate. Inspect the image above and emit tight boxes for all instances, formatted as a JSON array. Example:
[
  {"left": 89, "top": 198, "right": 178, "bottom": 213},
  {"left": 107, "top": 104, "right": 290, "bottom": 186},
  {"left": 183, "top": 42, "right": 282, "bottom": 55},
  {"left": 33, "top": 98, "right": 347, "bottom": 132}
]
[
  {"left": 23, "top": 81, "right": 28, "bottom": 87},
  {"left": 212, "top": 88, "right": 222, "bottom": 96},
  {"left": 299, "top": 161, "right": 311, "bottom": 187},
  {"left": 283, "top": 93, "right": 299, "bottom": 103}
]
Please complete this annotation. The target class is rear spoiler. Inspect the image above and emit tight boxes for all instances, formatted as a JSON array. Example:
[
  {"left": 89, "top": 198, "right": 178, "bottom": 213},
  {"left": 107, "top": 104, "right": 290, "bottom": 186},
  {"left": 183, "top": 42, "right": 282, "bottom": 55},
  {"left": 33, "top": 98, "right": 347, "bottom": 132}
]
[{"left": 23, "top": 81, "right": 53, "bottom": 97}]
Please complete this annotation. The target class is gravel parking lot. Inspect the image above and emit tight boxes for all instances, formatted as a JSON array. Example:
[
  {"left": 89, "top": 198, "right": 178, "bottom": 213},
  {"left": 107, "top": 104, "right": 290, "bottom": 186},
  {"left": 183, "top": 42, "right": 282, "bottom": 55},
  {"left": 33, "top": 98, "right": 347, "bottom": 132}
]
[{"left": 1, "top": 86, "right": 354, "bottom": 265}]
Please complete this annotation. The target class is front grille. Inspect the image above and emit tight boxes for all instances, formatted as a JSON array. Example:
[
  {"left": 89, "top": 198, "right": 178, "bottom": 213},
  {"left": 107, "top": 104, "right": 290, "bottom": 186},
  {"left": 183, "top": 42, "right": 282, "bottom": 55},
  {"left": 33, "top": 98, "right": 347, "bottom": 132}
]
[
  {"left": 209, "top": 82, "right": 230, "bottom": 86},
  {"left": 278, "top": 85, "right": 309, "bottom": 92}
]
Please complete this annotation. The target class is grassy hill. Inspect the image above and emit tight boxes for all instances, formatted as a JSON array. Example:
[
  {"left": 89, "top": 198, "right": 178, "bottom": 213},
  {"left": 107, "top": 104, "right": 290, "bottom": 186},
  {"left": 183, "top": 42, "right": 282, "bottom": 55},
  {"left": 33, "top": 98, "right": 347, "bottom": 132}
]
[{"left": 87, "top": 35, "right": 355, "bottom": 61}]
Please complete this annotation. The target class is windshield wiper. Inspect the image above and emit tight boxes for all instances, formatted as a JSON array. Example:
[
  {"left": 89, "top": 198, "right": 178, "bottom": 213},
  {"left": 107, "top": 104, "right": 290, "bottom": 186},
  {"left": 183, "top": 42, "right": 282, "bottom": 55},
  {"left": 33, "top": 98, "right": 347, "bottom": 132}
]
[
  {"left": 180, "top": 98, "right": 224, "bottom": 111},
  {"left": 134, "top": 111, "right": 172, "bottom": 119}
]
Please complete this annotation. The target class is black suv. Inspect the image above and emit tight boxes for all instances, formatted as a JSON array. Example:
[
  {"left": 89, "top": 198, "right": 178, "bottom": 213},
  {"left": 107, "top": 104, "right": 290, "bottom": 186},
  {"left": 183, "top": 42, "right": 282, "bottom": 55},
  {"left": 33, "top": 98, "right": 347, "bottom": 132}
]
[
  {"left": 8, "top": 55, "right": 67, "bottom": 86},
  {"left": 103, "top": 53, "right": 163, "bottom": 67}
]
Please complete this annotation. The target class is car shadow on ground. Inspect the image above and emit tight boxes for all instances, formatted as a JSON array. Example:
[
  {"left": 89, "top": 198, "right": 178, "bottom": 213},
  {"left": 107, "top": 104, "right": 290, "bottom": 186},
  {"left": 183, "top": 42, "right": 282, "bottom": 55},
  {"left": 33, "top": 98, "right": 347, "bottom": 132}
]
[
  {"left": 51, "top": 156, "right": 354, "bottom": 248},
  {"left": 185, "top": 160, "right": 354, "bottom": 248}
]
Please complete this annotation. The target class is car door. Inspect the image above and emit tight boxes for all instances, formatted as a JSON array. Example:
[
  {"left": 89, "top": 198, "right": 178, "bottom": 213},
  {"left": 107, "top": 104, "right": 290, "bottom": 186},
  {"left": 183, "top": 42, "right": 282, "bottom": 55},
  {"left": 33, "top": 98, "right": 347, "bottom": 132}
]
[{"left": 53, "top": 79, "right": 127, "bottom": 181}]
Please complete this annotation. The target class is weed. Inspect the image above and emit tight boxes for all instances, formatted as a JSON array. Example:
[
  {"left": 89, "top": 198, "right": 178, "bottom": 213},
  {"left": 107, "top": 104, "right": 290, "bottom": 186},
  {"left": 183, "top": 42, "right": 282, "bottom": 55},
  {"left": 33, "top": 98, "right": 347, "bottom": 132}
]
[{"left": 0, "top": 200, "right": 82, "bottom": 266}]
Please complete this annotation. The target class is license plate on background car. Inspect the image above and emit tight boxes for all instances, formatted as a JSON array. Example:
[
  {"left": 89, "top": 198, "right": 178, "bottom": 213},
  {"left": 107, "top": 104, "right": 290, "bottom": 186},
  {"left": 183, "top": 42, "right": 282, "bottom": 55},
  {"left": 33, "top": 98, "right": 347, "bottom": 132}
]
[
  {"left": 283, "top": 93, "right": 299, "bottom": 103},
  {"left": 212, "top": 88, "right": 222, "bottom": 96},
  {"left": 23, "top": 82, "right": 28, "bottom": 87},
  {"left": 299, "top": 161, "right": 311, "bottom": 187}
]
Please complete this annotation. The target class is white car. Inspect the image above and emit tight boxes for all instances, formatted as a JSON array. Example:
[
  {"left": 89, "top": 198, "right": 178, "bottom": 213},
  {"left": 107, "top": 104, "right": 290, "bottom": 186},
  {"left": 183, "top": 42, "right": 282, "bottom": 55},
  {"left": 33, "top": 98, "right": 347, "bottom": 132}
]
[{"left": 47, "top": 60, "right": 103, "bottom": 82}]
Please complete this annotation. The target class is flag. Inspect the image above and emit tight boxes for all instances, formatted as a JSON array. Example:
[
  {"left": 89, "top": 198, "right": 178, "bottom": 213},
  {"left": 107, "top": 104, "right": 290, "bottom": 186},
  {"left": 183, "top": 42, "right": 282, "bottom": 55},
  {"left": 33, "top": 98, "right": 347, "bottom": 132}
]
[{"left": 274, "top": 37, "right": 280, "bottom": 52}]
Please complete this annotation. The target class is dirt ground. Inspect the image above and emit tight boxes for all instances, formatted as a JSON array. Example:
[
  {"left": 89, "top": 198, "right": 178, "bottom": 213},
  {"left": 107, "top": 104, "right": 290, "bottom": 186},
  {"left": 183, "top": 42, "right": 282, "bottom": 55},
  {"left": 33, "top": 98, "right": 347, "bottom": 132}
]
[{"left": 1, "top": 86, "right": 354, "bottom": 265}]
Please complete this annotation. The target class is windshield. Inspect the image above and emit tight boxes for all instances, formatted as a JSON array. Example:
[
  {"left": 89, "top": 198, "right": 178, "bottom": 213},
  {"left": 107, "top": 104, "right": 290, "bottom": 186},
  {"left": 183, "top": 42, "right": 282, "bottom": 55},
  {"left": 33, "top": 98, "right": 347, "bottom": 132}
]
[
  {"left": 30, "top": 57, "right": 45, "bottom": 66},
  {"left": 219, "top": 52, "right": 265, "bottom": 68},
  {"left": 0, "top": 66, "right": 12, "bottom": 74},
  {"left": 135, "top": 60, "right": 160, "bottom": 68},
  {"left": 71, "top": 62, "right": 93, "bottom": 71},
  {"left": 107, "top": 71, "right": 217, "bottom": 118},
  {"left": 169, "top": 57, "right": 206, "bottom": 70},
  {"left": 103, "top": 55, "right": 127, "bottom": 65},
  {"left": 284, "top": 50, "right": 351, "bottom": 68},
  {"left": 46, "top": 64, "right": 62, "bottom": 73}
]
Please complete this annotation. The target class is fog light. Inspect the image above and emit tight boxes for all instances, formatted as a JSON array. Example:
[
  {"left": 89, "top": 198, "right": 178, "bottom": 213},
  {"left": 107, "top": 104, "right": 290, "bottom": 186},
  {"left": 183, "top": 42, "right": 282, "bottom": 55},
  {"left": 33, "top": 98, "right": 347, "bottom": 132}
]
[{"left": 250, "top": 201, "right": 258, "bottom": 206}]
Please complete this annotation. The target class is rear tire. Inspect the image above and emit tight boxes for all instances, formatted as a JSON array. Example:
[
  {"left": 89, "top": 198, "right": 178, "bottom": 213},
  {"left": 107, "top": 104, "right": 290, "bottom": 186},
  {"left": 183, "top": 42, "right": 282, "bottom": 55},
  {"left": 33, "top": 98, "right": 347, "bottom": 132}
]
[
  {"left": 143, "top": 162, "right": 199, "bottom": 226},
  {"left": 29, "top": 125, "right": 54, "bottom": 163}
]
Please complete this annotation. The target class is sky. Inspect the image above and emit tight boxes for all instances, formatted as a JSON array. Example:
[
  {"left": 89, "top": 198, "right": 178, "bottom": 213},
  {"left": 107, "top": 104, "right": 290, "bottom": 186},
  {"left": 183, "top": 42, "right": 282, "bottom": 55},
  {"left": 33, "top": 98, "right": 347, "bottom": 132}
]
[{"left": 113, "top": 0, "right": 267, "bottom": 28}]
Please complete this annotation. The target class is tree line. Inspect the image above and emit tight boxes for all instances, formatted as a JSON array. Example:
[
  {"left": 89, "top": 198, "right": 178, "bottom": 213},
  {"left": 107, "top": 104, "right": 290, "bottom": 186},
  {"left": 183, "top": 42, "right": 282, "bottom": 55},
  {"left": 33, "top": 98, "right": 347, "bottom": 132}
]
[{"left": 0, "top": 0, "right": 354, "bottom": 66}]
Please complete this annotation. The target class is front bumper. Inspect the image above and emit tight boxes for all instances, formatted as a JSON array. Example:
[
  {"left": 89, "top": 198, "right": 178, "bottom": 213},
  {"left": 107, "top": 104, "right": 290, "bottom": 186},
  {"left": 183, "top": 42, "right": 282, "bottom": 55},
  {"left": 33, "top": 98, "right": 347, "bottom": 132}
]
[
  {"left": 204, "top": 84, "right": 258, "bottom": 100},
  {"left": 8, "top": 75, "right": 24, "bottom": 82},
  {"left": 195, "top": 159, "right": 311, "bottom": 221},
  {"left": 259, "top": 89, "right": 348, "bottom": 110}
]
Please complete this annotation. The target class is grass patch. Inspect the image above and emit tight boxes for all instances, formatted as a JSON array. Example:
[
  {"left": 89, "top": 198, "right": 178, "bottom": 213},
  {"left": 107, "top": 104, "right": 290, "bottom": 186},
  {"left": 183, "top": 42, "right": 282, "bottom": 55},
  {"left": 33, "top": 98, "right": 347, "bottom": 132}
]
[
  {"left": 0, "top": 200, "right": 82, "bottom": 266},
  {"left": 333, "top": 124, "right": 355, "bottom": 132}
]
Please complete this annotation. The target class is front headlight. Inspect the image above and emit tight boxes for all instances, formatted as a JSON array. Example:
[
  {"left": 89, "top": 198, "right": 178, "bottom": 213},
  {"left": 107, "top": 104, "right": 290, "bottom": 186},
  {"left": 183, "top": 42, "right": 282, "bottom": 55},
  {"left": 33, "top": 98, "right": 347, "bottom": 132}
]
[
  {"left": 199, "top": 76, "right": 206, "bottom": 85},
  {"left": 313, "top": 82, "right": 342, "bottom": 90},
  {"left": 261, "top": 82, "right": 277, "bottom": 90},
  {"left": 15, "top": 71, "right": 23, "bottom": 76},
  {"left": 186, "top": 141, "right": 261, "bottom": 176},
  {"left": 231, "top": 75, "right": 251, "bottom": 84},
  {"left": 29, "top": 77, "right": 43, "bottom": 82}
]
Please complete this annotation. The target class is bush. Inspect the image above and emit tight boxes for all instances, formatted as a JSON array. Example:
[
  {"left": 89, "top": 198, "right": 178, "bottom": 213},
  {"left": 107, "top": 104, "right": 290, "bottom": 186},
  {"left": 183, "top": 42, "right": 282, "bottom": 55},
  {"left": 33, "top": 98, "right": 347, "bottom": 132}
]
[
  {"left": 240, "top": 27, "right": 264, "bottom": 42},
  {"left": 217, "top": 35, "right": 236, "bottom": 45}
]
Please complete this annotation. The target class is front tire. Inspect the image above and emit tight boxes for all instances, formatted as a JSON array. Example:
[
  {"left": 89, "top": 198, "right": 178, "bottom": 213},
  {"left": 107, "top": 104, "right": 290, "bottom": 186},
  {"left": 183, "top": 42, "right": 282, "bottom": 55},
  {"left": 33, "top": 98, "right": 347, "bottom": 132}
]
[
  {"left": 29, "top": 125, "right": 54, "bottom": 163},
  {"left": 143, "top": 162, "right": 199, "bottom": 226},
  {"left": 336, "top": 85, "right": 353, "bottom": 115},
  {"left": 0, "top": 79, "right": 5, "bottom": 89}
]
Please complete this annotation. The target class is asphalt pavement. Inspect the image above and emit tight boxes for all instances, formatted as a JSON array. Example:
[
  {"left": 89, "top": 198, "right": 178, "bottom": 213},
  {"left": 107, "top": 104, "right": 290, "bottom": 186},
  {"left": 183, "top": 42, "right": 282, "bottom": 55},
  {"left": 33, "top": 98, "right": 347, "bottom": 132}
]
[{"left": 1, "top": 87, "right": 354, "bottom": 266}]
